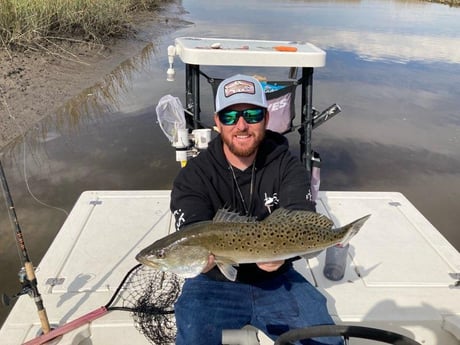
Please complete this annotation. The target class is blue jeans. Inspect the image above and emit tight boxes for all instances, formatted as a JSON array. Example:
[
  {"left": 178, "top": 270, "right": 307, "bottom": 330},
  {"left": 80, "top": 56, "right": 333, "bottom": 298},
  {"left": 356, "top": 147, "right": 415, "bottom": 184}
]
[{"left": 175, "top": 268, "right": 343, "bottom": 345}]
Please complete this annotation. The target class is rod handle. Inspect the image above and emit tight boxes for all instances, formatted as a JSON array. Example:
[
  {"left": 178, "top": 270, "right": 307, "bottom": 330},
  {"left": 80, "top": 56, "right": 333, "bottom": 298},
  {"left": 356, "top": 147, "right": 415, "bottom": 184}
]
[
  {"left": 24, "top": 262, "right": 36, "bottom": 281},
  {"left": 24, "top": 262, "right": 51, "bottom": 334},
  {"left": 38, "top": 309, "right": 51, "bottom": 334}
]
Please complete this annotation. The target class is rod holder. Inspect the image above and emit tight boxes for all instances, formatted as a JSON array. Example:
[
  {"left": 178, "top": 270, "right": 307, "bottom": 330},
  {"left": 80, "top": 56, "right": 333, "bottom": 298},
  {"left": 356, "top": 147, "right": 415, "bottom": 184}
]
[{"left": 167, "top": 45, "right": 176, "bottom": 81}]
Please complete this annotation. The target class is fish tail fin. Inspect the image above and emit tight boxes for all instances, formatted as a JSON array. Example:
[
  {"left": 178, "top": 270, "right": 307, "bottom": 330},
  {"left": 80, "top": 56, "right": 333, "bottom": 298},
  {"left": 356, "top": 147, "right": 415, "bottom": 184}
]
[{"left": 338, "top": 214, "right": 371, "bottom": 246}]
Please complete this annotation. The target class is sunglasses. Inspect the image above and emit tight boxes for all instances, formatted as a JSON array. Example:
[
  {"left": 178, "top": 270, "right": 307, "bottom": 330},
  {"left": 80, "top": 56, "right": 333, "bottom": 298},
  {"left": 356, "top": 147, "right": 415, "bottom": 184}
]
[{"left": 218, "top": 108, "right": 266, "bottom": 126}]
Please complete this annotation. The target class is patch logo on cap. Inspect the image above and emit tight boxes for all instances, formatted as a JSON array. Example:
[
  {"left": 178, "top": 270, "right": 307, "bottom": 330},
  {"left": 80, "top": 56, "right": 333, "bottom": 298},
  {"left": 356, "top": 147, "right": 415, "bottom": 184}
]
[{"left": 224, "top": 80, "right": 255, "bottom": 98}]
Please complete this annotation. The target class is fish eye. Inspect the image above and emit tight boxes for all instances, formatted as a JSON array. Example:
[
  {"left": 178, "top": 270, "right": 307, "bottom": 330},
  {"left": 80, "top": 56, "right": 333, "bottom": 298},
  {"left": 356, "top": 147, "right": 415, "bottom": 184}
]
[{"left": 155, "top": 249, "right": 165, "bottom": 259}]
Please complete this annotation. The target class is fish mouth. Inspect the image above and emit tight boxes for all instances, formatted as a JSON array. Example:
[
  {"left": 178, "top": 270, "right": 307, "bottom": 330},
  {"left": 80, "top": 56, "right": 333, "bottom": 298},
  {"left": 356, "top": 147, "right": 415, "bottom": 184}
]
[
  {"left": 136, "top": 253, "right": 154, "bottom": 266},
  {"left": 135, "top": 252, "right": 144, "bottom": 263},
  {"left": 135, "top": 253, "right": 165, "bottom": 271}
]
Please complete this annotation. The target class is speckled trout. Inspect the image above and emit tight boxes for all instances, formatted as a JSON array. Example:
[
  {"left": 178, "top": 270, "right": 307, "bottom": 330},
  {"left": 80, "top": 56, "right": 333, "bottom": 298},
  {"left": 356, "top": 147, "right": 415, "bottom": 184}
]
[{"left": 136, "top": 208, "right": 370, "bottom": 281}]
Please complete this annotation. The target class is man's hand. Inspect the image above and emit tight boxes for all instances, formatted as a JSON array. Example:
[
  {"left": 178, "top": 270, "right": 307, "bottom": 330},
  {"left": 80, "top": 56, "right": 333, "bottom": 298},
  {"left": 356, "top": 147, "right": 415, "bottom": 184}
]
[
  {"left": 257, "top": 260, "right": 285, "bottom": 272},
  {"left": 202, "top": 254, "right": 216, "bottom": 273}
]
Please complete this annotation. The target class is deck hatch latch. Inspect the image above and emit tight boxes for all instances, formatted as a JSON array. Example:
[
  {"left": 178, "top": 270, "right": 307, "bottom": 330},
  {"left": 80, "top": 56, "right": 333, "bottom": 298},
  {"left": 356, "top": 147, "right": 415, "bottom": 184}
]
[
  {"left": 449, "top": 273, "right": 460, "bottom": 288},
  {"left": 45, "top": 278, "right": 65, "bottom": 286}
]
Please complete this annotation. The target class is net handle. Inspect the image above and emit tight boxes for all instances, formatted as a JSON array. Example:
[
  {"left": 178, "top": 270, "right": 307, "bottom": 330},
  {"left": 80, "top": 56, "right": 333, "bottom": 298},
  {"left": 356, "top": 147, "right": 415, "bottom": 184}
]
[
  {"left": 22, "top": 307, "right": 108, "bottom": 345},
  {"left": 22, "top": 264, "right": 143, "bottom": 345}
]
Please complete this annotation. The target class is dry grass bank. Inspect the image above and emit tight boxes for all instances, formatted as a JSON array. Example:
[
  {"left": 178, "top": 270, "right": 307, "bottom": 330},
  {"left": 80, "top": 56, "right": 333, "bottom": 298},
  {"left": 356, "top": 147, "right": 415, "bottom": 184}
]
[{"left": 0, "top": 0, "right": 172, "bottom": 51}]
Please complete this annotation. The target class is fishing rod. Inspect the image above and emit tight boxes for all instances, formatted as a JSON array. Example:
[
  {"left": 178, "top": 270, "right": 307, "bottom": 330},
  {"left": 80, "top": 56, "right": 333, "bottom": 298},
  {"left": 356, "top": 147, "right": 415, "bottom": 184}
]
[{"left": 0, "top": 159, "right": 51, "bottom": 334}]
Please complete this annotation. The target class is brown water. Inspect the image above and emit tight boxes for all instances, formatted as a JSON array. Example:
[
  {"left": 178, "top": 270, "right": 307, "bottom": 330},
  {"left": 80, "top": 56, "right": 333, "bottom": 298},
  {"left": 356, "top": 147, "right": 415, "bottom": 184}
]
[{"left": 1, "top": 0, "right": 459, "bottom": 327}]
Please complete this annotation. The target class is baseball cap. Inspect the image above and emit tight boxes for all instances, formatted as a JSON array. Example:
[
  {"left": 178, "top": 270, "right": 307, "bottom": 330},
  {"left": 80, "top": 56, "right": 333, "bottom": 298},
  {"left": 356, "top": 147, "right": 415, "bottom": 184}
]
[{"left": 215, "top": 74, "right": 268, "bottom": 113}]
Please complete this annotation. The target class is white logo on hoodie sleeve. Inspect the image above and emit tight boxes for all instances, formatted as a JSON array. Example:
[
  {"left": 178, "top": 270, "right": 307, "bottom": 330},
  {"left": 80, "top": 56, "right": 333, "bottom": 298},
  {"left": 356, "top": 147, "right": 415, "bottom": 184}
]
[
  {"left": 173, "top": 209, "right": 185, "bottom": 230},
  {"left": 263, "top": 193, "right": 279, "bottom": 213}
]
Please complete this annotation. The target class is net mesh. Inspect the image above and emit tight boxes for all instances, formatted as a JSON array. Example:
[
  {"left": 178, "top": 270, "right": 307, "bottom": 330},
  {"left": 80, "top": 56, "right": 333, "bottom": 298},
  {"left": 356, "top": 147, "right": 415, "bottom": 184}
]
[
  {"left": 112, "top": 265, "right": 184, "bottom": 344},
  {"left": 155, "top": 94, "right": 187, "bottom": 143}
]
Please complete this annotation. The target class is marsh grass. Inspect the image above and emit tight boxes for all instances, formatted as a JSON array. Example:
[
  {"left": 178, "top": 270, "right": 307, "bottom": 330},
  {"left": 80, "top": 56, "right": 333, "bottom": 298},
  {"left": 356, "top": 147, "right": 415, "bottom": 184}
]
[{"left": 0, "top": 0, "right": 170, "bottom": 51}]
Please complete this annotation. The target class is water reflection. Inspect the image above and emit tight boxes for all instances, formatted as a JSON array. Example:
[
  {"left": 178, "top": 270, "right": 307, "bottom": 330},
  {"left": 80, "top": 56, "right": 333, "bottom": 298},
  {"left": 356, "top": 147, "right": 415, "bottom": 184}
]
[
  {"left": 184, "top": 0, "right": 460, "bottom": 63},
  {"left": 316, "top": 31, "right": 460, "bottom": 64},
  {"left": 26, "top": 43, "right": 159, "bottom": 151}
]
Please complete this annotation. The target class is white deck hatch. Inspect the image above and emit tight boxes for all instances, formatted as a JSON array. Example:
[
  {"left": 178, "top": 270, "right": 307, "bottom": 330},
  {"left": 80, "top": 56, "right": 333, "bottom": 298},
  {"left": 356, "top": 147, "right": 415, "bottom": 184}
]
[{"left": 1, "top": 191, "right": 459, "bottom": 345}]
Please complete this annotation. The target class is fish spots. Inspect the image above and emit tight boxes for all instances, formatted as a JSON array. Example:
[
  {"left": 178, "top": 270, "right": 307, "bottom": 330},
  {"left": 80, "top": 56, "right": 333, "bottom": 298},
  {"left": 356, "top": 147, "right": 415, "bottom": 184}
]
[{"left": 136, "top": 208, "right": 369, "bottom": 280}]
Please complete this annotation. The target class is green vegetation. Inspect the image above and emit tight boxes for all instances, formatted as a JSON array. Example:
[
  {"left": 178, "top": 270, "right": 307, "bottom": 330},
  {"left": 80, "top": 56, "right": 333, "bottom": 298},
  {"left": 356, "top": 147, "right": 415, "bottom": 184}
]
[
  {"left": 427, "top": 0, "right": 460, "bottom": 5},
  {"left": 0, "top": 0, "right": 170, "bottom": 50}
]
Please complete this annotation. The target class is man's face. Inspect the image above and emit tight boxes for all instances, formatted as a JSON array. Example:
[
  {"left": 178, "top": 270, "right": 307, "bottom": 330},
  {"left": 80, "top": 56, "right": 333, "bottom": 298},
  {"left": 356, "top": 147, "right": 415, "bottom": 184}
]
[{"left": 215, "top": 103, "right": 269, "bottom": 158}]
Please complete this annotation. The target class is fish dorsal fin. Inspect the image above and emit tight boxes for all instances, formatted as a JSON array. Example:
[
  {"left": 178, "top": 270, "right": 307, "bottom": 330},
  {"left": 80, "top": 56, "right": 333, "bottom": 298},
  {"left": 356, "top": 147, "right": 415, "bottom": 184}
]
[
  {"left": 213, "top": 208, "right": 256, "bottom": 223},
  {"left": 263, "top": 208, "right": 334, "bottom": 228},
  {"left": 263, "top": 208, "right": 293, "bottom": 223}
]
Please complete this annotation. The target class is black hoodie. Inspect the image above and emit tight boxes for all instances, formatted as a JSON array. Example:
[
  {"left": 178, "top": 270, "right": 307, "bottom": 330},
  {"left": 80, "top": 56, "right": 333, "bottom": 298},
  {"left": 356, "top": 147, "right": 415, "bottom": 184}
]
[{"left": 170, "top": 130, "right": 315, "bottom": 283}]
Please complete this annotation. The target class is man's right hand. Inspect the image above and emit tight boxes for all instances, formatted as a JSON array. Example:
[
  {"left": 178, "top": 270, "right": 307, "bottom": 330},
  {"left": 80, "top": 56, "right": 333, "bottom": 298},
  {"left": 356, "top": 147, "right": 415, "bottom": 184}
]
[{"left": 202, "top": 254, "right": 216, "bottom": 273}]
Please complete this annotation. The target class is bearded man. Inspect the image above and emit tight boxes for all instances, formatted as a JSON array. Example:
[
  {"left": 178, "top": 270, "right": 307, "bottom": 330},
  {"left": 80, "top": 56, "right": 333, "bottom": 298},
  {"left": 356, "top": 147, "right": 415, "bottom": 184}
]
[{"left": 170, "top": 74, "right": 341, "bottom": 345}]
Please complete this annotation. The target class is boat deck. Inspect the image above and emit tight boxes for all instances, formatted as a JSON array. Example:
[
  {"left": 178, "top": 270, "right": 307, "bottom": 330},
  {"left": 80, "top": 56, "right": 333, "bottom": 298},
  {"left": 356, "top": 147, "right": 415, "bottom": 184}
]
[{"left": 1, "top": 190, "right": 459, "bottom": 344}]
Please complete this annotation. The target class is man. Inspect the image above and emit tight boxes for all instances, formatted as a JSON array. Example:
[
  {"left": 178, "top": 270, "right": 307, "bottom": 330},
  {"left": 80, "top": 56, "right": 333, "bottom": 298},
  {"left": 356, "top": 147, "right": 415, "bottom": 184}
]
[{"left": 170, "top": 74, "right": 342, "bottom": 345}]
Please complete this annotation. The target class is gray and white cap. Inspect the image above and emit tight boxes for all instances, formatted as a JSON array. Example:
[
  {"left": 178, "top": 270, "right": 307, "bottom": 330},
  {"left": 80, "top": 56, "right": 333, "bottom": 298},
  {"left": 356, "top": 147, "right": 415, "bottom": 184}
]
[{"left": 215, "top": 74, "right": 268, "bottom": 113}]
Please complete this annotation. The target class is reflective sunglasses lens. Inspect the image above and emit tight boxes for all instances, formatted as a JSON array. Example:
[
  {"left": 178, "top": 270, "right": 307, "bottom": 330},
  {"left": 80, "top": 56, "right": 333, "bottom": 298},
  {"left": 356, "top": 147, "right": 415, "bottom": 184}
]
[
  {"left": 219, "top": 110, "right": 239, "bottom": 125},
  {"left": 243, "top": 109, "right": 264, "bottom": 123},
  {"left": 219, "top": 108, "right": 265, "bottom": 125}
]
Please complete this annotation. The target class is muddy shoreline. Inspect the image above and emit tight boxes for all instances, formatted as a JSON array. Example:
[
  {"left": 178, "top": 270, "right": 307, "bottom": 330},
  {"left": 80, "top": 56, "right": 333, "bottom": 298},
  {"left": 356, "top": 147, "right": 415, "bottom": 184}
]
[{"left": 0, "top": 1, "right": 188, "bottom": 150}]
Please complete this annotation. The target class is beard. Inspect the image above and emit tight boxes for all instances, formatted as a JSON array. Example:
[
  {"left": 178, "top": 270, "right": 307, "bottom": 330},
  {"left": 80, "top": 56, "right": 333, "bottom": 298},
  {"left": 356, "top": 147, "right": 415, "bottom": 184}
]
[{"left": 221, "top": 130, "right": 265, "bottom": 157}]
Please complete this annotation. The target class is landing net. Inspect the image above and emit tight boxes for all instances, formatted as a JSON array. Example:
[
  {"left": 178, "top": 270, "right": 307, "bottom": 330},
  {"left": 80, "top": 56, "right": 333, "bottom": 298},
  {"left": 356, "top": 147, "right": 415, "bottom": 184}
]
[{"left": 111, "top": 264, "right": 184, "bottom": 344}]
